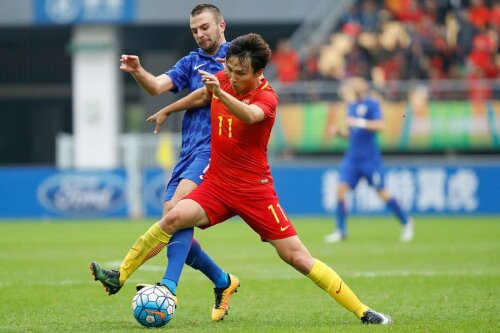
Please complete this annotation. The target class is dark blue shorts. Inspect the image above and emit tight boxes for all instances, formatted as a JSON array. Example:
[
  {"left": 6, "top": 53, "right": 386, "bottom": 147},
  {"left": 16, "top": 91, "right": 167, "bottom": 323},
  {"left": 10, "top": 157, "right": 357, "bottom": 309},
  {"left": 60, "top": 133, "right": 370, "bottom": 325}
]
[
  {"left": 164, "top": 150, "right": 210, "bottom": 201},
  {"left": 340, "top": 158, "right": 384, "bottom": 190}
]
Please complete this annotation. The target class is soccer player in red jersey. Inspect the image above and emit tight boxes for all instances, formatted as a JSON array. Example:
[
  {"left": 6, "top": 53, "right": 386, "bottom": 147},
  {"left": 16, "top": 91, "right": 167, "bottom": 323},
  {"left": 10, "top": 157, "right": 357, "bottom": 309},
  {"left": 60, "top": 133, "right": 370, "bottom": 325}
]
[{"left": 118, "top": 33, "right": 392, "bottom": 325}]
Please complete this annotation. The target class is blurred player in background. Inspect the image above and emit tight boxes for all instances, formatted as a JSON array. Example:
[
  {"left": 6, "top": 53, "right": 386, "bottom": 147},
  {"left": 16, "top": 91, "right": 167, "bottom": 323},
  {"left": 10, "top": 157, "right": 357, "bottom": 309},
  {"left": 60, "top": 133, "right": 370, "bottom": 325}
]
[
  {"left": 91, "top": 4, "right": 239, "bottom": 321},
  {"left": 324, "top": 77, "right": 414, "bottom": 243},
  {"left": 104, "top": 33, "right": 392, "bottom": 325}
]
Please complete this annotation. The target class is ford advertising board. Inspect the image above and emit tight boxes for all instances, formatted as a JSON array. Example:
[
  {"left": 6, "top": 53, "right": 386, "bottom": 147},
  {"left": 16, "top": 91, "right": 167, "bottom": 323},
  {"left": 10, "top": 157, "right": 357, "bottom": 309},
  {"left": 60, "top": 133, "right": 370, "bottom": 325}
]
[{"left": 0, "top": 168, "right": 127, "bottom": 218}]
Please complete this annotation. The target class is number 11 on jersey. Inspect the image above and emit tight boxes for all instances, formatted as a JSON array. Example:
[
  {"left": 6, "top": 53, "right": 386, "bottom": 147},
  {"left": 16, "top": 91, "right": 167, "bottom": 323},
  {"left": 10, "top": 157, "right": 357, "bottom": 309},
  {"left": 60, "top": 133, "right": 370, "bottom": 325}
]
[{"left": 217, "top": 115, "right": 232, "bottom": 138}]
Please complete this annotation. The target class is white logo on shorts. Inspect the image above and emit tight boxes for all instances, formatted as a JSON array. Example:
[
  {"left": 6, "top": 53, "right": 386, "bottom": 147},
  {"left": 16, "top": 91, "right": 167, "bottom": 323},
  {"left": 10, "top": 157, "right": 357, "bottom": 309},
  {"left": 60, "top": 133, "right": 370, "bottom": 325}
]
[{"left": 200, "top": 160, "right": 211, "bottom": 180}]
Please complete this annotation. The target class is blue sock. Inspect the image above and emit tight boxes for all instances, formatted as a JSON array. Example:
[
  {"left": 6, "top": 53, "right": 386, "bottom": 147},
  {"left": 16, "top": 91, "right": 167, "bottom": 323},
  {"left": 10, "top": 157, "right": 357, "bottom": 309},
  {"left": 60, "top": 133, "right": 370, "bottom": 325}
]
[
  {"left": 161, "top": 228, "right": 194, "bottom": 295},
  {"left": 387, "top": 198, "right": 409, "bottom": 225},
  {"left": 186, "top": 239, "right": 229, "bottom": 288},
  {"left": 336, "top": 200, "right": 347, "bottom": 235},
  {"left": 160, "top": 279, "right": 178, "bottom": 295}
]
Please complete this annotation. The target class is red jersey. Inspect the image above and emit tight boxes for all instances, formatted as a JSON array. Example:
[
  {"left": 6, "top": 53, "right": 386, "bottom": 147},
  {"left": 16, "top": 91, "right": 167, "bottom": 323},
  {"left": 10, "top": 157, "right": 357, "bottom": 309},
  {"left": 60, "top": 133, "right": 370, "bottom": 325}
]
[{"left": 205, "top": 71, "right": 278, "bottom": 190}]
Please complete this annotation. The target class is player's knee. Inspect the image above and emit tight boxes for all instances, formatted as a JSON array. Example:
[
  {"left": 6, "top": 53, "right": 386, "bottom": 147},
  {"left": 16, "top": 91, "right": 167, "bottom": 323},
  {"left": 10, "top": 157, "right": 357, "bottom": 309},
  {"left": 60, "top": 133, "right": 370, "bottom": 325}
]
[
  {"left": 165, "top": 207, "right": 196, "bottom": 234},
  {"left": 159, "top": 209, "right": 181, "bottom": 234},
  {"left": 337, "top": 186, "right": 348, "bottom": 199},
  {"left": 162, "top": 201, "right": 175, "bottom": 217},
  {"left": 377, "top": 189, "right": 391, "bottom": 201}
]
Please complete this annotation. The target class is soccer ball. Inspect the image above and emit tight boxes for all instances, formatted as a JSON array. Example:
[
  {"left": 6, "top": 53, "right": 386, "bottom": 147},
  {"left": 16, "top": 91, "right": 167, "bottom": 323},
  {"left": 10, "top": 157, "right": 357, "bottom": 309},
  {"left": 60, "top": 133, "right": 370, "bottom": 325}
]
[{"left": 131, "top": 285, "right": 176, "bottom": 327}]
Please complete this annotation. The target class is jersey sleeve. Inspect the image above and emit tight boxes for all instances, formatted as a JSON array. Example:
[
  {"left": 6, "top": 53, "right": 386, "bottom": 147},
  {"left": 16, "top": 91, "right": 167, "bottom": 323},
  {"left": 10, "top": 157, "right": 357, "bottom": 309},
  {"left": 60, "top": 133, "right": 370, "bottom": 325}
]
[
  {"left": 347, "top": 103, "right": 355, "bottom": 117},
  {"left": 165, "top": 55, "right": 192, "bottom": 93},
  {"left": 252, "top": 90, "right": 278, "bottom": 119},
  {"left": 215, "top": 70, "right": 226, "bottom": 81},
  {"left": 368, "top": 99, "right": 383, "bottom": 120}
]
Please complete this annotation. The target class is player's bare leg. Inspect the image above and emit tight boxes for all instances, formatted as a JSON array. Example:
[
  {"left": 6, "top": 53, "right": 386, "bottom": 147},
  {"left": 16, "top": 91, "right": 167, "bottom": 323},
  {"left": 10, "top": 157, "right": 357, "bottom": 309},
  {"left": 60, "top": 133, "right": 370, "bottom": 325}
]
[{"left": 270, "top": 236, "right": 391, "bottom": 324}]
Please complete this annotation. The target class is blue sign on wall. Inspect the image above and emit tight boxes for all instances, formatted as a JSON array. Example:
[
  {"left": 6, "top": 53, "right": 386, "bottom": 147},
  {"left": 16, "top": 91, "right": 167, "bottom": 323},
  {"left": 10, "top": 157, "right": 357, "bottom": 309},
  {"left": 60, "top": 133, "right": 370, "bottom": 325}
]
[
  {"left": 0, "top": 167, "right": 128, "bottom": 218},
  {"left": 143, "top": 169, "right": 171, "bottom": 217},
  {"left": 143, "top": 164, "right": 500, "bottom": 217},
  {"left": 272, "top": 164, "right": 499, "bottom": 215},
  {"left": 0, "top": 164, "right": 499, "bottom": 218},
  {"left": 34, "top": 0, "right": 135, "bottom": 25}
]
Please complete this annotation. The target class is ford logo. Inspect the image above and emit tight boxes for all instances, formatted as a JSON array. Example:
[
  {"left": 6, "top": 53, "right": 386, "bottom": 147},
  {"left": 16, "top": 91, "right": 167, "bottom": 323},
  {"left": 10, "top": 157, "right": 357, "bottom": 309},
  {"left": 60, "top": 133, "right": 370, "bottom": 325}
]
[{"left": 37, "top": 173, "right": 126, "bottom": 216}]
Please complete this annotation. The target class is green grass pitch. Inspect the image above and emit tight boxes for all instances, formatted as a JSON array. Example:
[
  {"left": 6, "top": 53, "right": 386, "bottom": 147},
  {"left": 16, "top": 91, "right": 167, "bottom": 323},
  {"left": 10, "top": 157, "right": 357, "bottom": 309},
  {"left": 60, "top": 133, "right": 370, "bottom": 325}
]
[{"left": 0, "top": 216, "right": 498, "bottom": 332}]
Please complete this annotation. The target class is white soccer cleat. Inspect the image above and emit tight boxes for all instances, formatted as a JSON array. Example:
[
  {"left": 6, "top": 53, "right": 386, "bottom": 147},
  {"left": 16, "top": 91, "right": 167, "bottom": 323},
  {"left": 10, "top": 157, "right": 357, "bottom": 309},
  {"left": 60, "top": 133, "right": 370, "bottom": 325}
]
[
  {"left": 400, "top": 218, "right": 414, "bottom": 242},
  {"left": 324, "top": 231, "right": 346, "bottom": 243}
]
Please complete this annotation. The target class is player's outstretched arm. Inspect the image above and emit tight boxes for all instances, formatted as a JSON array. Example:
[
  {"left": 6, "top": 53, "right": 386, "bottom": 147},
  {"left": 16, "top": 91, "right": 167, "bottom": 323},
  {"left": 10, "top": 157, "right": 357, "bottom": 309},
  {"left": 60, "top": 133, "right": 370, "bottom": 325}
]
[
  {"left": 120, "top": 54, "right": 175, "bottom": 96},
  {"left": 146, "top": 87, "right": 211, "bottom": 134},
  {"left": 198, "top": 69, "right": 265, "bottom": 124},
  {"left": 216, "top": 89, "right": 265, "bottom": 124},
  {"left": 325, "top": 124, "right": 349, "bottom": 141}
]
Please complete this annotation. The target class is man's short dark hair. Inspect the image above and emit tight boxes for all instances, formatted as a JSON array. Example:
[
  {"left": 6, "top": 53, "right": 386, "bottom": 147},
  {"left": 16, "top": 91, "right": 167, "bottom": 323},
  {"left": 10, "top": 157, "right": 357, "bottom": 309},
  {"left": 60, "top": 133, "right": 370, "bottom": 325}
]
[
  {"left": 191, "top": 3, "right": 223, "bottom": 22},
  {"left": 226, "top": 33, "right": 272, "bottom": 73}
]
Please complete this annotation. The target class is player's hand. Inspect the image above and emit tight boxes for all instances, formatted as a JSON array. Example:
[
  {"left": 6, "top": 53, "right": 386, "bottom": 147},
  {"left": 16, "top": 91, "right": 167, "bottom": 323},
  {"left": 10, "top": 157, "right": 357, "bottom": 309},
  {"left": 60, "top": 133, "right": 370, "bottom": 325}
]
[
  {"left": 338, "top": 127, "right": 349, "bottom": 137},
  {"left": 120, "top": 54, "right": 141, "bottom": 73},
  {"left": 323, "top": 125, "right": 338, "bottom": 143},
  {"left": 216, "top": 57, "right": 226, "bottom": 67},
  {"left": 347, "top": 116, "right": 368, "bottom": 129},
  {"left": 198, "top": 69, "right": 221, "bottom": 95},
  {"left": 325, "top": 124, "right": 349, "bottom": 141},
  {"left": 146, "top": 111, "right": 169, "bottom": 134}
]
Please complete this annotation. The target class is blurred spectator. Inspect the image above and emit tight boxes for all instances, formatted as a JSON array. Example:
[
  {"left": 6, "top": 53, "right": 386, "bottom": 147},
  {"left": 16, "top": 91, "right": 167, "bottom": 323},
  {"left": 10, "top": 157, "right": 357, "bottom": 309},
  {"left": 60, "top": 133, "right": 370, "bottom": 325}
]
[
  {"left": 406, "top": 41, "right": 431, "bottom": 79},
  {"left": 344, "top": 39, "right": 373, "bottom": 79},
  {"left": 467, "top": 26, "right": 499, "bottom": 78},
  {"left": 340, "top": 3, "right": 362, "bottom": 30},
  {"left": 412, "top": 13, "right": 439, "bottom": 53},
  {"left": 456, "top": 9, "right": 480, "bottom": 63},
  {"left": 492, "top": 0, "right": 500, "bottom": 32},
  {"left": 379, "top": 47, "right": 409, "bottom": 80},
  {"left": 422, "top": 0, "right": 439, "bottom": 23},
  {"left": 396, "top": 0, "right": 423, "bottom": 23},
  {"left": 384, "top": 0, "right": 406, "bottom": 18},
  {"left": 300, "top": 44, "right": 323, "bottom": 80},
  {"left": 271, "top": 38, "right": 300, "bottom": 84},
  {"left": 313, "top": 0, "right": 499, "bottom": 83},
  {"left": 468, "top": 0, "right": 491, "bottom": 29},
  {"left": 342, "top": 22, "right": 363, "bottom": 36},
  {"left": 359, "top": 0, "right": 381, "bottom": 32}
]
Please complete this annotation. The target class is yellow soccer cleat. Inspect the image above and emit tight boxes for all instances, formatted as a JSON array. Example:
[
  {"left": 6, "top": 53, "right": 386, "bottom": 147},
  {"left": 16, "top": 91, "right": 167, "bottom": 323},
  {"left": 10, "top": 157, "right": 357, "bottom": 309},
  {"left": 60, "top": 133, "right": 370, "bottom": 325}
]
[
  {"left": 156, "top": 284, "right": 178, "bottom": 308},
  {"left": 211, "top": 274, "right": 240, "bottom": 321},
  {"left": 135, "top": 283, "right": 153, "bottom": 292}
]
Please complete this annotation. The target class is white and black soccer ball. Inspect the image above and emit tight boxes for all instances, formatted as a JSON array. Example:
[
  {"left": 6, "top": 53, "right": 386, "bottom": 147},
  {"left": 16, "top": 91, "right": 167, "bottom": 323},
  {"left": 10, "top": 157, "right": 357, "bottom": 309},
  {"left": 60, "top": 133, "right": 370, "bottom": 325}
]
[{"left": 131, "top": 285, "right": 176, "bottom": 327}]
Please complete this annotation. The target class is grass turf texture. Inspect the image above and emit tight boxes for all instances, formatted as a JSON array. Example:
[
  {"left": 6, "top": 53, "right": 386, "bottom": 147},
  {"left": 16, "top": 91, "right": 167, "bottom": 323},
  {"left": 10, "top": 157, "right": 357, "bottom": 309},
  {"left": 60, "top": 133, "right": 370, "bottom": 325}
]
[{"left": 0, "top": 216, "right": 498, "bottom": 333}]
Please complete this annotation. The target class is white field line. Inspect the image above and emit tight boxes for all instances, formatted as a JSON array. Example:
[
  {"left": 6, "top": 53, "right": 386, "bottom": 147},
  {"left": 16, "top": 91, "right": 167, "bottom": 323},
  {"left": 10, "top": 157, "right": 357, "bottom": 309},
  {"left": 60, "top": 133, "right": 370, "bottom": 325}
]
[{"left": 2, "top": 267, "right": 496, "bottom": 288}]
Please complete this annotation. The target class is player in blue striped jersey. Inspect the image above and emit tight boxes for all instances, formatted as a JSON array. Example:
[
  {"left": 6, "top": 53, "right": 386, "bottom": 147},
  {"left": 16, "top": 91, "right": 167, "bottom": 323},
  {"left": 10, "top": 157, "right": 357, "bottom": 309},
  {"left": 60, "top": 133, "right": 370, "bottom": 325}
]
[{"left": 324, "top": 77, "right": 414, "bottom": 243}]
